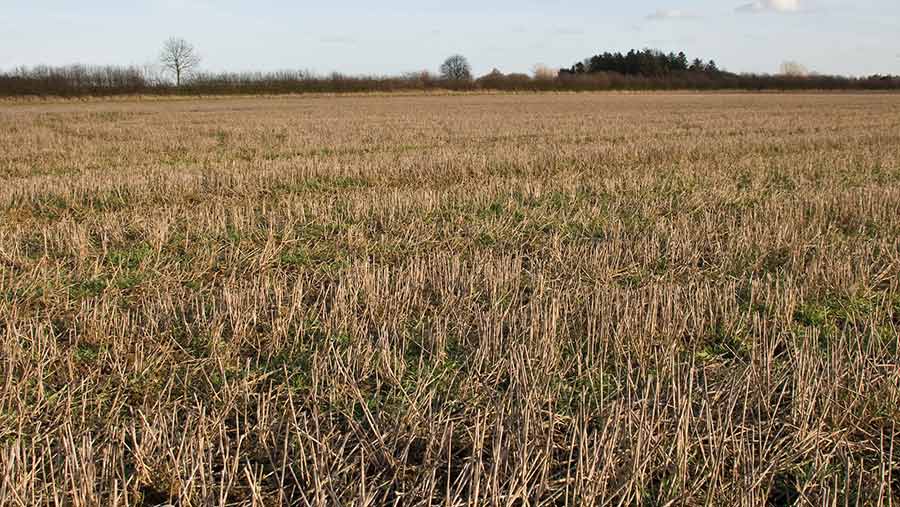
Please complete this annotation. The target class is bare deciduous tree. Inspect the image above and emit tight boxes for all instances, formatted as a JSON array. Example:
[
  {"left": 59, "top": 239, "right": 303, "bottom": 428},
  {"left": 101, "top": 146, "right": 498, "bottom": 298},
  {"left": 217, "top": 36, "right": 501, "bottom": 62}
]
[
  {"left": 780, "top": 61, "right": 809, "bottom": 77},
  {"left": 160, "top": 37, "right": 201, "bottom": 86},
  {"left": 440, "top": 55, "right": 472, "bottom": 81},
  {"left": 532, "top": 64, "right": 557, "bottom": 81}
]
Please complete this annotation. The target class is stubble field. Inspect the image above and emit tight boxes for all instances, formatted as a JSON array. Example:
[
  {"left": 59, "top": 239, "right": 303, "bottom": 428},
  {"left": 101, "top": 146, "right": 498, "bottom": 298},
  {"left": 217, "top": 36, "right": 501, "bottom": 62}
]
[{"left": 1, "top": 93, "right": 899, "bottom": 506}]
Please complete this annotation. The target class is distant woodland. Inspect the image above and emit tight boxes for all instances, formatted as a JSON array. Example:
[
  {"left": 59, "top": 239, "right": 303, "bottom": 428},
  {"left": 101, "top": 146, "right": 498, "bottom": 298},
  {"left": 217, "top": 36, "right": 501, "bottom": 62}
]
[{"left": 2, "top": 47, "right": 898, "bottom": 97}]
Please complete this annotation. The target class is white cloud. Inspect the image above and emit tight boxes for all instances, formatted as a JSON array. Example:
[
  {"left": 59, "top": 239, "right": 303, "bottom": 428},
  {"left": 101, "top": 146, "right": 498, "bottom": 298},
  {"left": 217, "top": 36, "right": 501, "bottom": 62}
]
[
  {"left": 158, "top": 0, "right": 212, "bottom": 10},
  {"left": 737, "top": 0, "right": 800, "bottom": 13},
  {"left": 646, "top": 9, "right": 693, "bottom": 20}
]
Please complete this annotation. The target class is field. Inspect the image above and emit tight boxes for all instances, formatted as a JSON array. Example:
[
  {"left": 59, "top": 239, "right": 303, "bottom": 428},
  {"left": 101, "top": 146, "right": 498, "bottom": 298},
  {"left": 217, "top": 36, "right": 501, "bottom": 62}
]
[{"left": 1, "top": 93, "right": 899, "bottom": 506}]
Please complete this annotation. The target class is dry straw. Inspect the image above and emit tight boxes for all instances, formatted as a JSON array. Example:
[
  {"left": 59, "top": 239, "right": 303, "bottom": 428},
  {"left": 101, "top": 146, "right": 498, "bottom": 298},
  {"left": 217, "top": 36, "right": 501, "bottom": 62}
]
[{"left": 0, "top": 93, "right": 898, "bottom": 505}]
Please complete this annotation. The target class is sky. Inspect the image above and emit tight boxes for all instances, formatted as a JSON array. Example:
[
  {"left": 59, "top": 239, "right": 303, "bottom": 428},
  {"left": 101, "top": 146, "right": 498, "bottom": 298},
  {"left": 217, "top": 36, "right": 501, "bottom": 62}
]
[{"left": 1, "top": 0, "right": 898, "bottom": 77}]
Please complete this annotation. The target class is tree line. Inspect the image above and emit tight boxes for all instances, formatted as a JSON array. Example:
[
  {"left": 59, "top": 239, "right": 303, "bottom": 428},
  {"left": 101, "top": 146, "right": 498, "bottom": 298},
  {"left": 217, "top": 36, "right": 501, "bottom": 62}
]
[
  {"left": 561, "top": 49, "right": 721, "bottom": 76},
  {"left": 1, "top": 40, "right": 898, "bottom": 97}
]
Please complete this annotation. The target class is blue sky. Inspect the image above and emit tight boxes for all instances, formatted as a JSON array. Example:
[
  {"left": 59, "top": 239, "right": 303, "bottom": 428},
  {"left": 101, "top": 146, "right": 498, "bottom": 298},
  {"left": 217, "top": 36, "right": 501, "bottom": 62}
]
[{"left": 1, "top": 0, "right": 898, "bottom": 77}]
